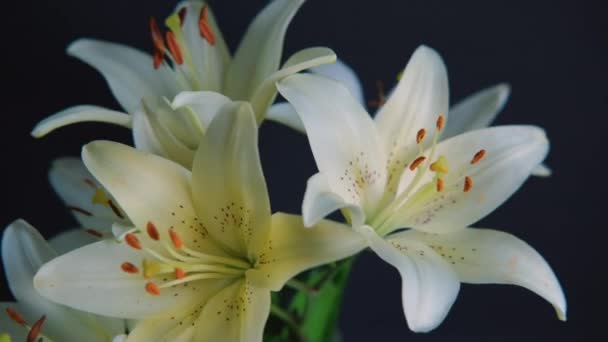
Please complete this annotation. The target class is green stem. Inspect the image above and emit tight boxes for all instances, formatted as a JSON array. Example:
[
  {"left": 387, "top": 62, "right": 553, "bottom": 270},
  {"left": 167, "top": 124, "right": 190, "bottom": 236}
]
[
  {"left": 270, "top": 305, "right": 306, "bottom": 342},
  {"left": 286, "top": 279, "right": 317, "bottom": 295}
]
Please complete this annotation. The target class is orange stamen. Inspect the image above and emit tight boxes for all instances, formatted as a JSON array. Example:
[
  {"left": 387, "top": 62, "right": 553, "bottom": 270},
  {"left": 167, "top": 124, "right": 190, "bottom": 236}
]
[
  {"left": 178, "top": 7, "right": 187, "bottom": 25},
  {"left": 199, "top": 6, "right": 216, "bottom": 45},
  {"left": 153, "top": 48, "right": 164, "bottom": 70},
  {"left": 464, "top": 176, "right": 473, "bottom": 192},
  {"left": 436, "top": 115, "right": 445, "bottom": 131},
  {"left": 436, "top": 178, "right": 444, "bottom": 192},
  {"left": 175, "top": 267, "right": 186, "bottom": 279},
  {"left": 149, "top": 17, "right": 165, "bottom": 54},
  {"left": 166, "top": 31, "right": 184, "bottom": 65},
  {"left": 85, "top": 229, "right": 103, "bottom": 238},
  {"left": 26, "top": 315, "right": 46, "bottom": 342},
  {"left": 409, "top": 156, "right": 426, "bottom": 170},
  {"left": 6, "top": 308, "right": 26, "bottom": 326},
  {"left": 169, "top": 229, "right": 183, "bottom": 249},
  {"left": 121, "top": 262, "right": 139, "bottom": 274},
  {"left": 125, "top": 233, "right": 142, "bottom": 250},
  {"left": 145, "top": 282, "right": 161, "bottom": 296},
  {"left": 146, "top": 222, "right": 160, "bottom": 241},
  {"left": 416, "top": 129, "right": 426, "bottom": 144},
  {"left": 471, "top": 149, "right": 487, "bottom": 164}
]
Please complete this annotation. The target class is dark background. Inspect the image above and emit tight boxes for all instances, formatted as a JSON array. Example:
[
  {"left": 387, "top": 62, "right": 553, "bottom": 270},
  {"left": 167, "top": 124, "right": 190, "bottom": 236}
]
[{"left": 2, "top": 0, "right": 605, "bottom": 340}]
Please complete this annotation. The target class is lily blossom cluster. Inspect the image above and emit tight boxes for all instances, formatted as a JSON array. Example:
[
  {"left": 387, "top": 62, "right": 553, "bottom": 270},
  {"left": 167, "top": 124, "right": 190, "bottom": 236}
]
[{"left": 1, "top": 0, "right": 565, "bottom": 341}]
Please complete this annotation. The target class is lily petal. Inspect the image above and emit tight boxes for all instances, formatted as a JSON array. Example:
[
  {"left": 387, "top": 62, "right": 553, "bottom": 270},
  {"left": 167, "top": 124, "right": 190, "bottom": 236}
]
[
  {"left": 192, "top": 279, "right": 270, "bottom": 342},
  {"left": 265, "top": 102, "right": 304, "bottom": 132},
  {"left": 247, "top": 213, "right": 365, "bottom": 291},
  {"left": 67, "top": 39, "right": 178, "bottom": 113},
  {"left": 358, "top": 226, "right": 460, "bottom": 332},
  {"left": 393, "top": 126, "right": 549, "bottom": 234},
  {"left": 48, "top": 229, "right": 104, "bottom": 256},
  {"left": 302, "top": 173, "right": 366, "bottom": 228},
  {"left": 132, "top": 109, "right": 168, "bottom": 157},
  {"left": 34, "top": 239, "right": 199, "bottom": 319},
  {"left": 250, "top": 47, "right": 336, "bottom": 123},
  {"left": 49, "top": 157, "right": 128, "bottom": 232},
  {"left": 278, "top": 73, "right": 387, "bottom": 214},
  {"left": 175, "top": 1, "right": 231, "bottom": 92},
  {"left": 374, "top": 46, "right": 449, "bottom": 194},
  {"left": 31, "top": 105, "right": 131, "bottom": 138},
  {"left": 532, "top": 163, "right": 552, "bottom": 177},
  {"left": 224, "top": 0, "right": 305, "bottom": 100},
  {"left": 82, "top": 140, "right": 225, "bottom": 256},
  {"left": 393, "top": 227, "right": 566, "bottom": 320},
  {"left": 192, "top": 102, "right": 271, "bottom": 259},
  {"left": 441, "top": 84, "right": 510, "bottom": 140},
  {"left": 310, "top": 59, "right": 365, "bottom": 105},
  {"left": 171, "top": 91, "right": 232, "bottom": 130}
]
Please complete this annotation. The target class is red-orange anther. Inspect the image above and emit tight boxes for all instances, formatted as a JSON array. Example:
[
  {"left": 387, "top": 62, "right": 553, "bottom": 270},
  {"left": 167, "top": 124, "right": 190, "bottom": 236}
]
[
  {"left": 436, "top": 178, "right": 444, "bottom": 192},
  {"left": 149, "top": 17, "right": 165, "bottom": 54},
  {"left": 199, "top": 6, "right": 216, "bottom": 45},
  {"left": 145, "top": 282, "right": 161, "bottom": 296},
  {"left": 178, "top": 7, "right": 187, "bottom": 25},
  {"left": 26, "top": 315, "right": 46, "bottom": 342},
  {"left": 471, "top": 149, "right": 487, "bottom": 165},
  {"left": 121, "top": 262, "right": 139, "bottom": 274},
  {"left": 436, "top": 115, "right": 445, "bottom": 131},
  {"left": 166, "top": 31, "right": 184, "bottom": 65},
  {"left": 409, "top": 156, "right": 427, "bottom": 170},
  {"left": 153, "top": 48, "right": 164, "bottom": 70},
  {"left": 169, "top": 229, "right": 183, "bottom": 249},
  {"left": 85, "top": 229, "right": 103, "bottom": 238},
  {"left": 464, "top": 176, "right": 473, "bottom": 192},
  {"left": 175, "top": 267, "right": 186, "bottom": 279},
  {"left": 125, "top": 233, "right": 142, "bottom": 250},
  {"left": 6, "top": 307, "right": 26, "bottom": 326},
  {"left": 416, "top": 129, "right": 426, "bottom": 144},
  {"left": 146, "top": 222, "right": 160, "bottom": 240}
]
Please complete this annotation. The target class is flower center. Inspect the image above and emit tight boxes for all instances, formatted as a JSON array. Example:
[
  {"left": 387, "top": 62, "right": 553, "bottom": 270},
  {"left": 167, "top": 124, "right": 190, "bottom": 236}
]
[
  {"left": 120, "top": 221, "right": 250, "bottom": 296},
  {"left": 372, "top": 115, "right": 487, "bottom": 235}
]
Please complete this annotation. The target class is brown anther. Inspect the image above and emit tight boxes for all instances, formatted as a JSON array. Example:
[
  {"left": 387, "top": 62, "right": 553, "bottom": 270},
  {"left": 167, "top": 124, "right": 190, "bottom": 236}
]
[
  {"left": 175, "top": 267, "right": 186, "bottom": 279},
  {"left": 84, "top": 178, "right": 97, "bottom": 189},
  {"left": 146, "top": 222, "right": 160, "bottom": 241},
  {"left": 153, "top": 48, "right": 165, "bottom": 70},
  {"left": 149, "top": 17, "right": 165, "bottom": 54},
  {"left": 108, "top": 200, "right": 125, "bottom": 219},
  {"left": 121, "top": 262, "right": 139, "bottom": 274},
  {"left": 436, "top": 178, "right": 444, "bottom": 192},
  {"left": 6, "top": 307, "right": 26, "bottom": 326},
  {"left": 125, "top": 233, "right": 142, "bottom": 250},
  {"left": 416, "top": 129, "right": 426, "bottom": 144},
  {"left": 166, "top": 31, "right": 184, "bottom": 65},
  {"left": 409, "top": 156, "right": 427, "bottom": 170},
  {"left": 368, "top": 80, "right": 386, "bottom": 108},
  {"left": 199, "top": 6, "right": 216, "bottom": 45},
  {"left": 471, "top": 149, "right": 487, "bottom": 165},
  {"left": 85, "top": 229, "right": 103, "bottom": 238},
  {"left": 145, "top": 282, "right": 161, "bottom": 296},
  {"left": 26, "top": 315, "right": 46, "bottom": 342},
  {"left": 169, "top": 229, "right": 183, "bottom": 249},
  {"left": 67, "top": 206, "right": 93, "bottom": 216},
  {"left": 464, "top": 176, "right": 473, "bottom": 192},
  {"left": 178, "top": 7, "right": 187, "bottom": 25},
  {"left": 436, "top": 115, "right": 445, "bottom": 131}
]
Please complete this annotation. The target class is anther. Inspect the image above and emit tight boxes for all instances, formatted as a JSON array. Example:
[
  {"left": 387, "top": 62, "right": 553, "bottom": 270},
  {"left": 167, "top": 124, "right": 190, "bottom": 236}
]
[
  {"left": 169, "top": 229, "right": 183, "bottom": 249},
  {"left": 464, "top": 176, "right": 473, "bottom": 192},
  {"left": 26, "top": 315, "right": 46, "bottom": 342},
  {"left": 6, "top": 308, "right": 26, "bottom": 326},
  {"left": 166, "top": 31, "right": 184, "bottom": 65},
  {"left": 178, "top": 7, "right": 187, "bottom": 25},
  {"left": 416, "top": 129, "right": 426, "bottom": 144},
  {"left": 436, "top": 115, "right": 445, "bottom": 131},
  {"left": 146, "top": 222, "right": 160, "bottom": 240},
  {"left": 85, "top": 229, "right": 103, "bottom": 238},
  {"left": 175, "top": 267, "right": 186, "bottom": 279},
  {"left": 125, "top": 233, "right": 142, "bottom": 250},
  {"left": 199, "top": 6, "right": 215, "bottom": 45},
  {"left": 436, "top": 178, "right": 444, "bottom": 192},
  {"left": 145, "top": 282, "right": 161, "bottom": 296},
  {"left": 429, "top": 156, "right": 449, "bottom": 174},
  {"left": 409, "top": 156, "right": 426, "bottom": 170},
  {"left": 471, "top": 149, "right": 486, "bottom": 164},
  {"left": 121, "top": 262, "right": 139, "bottom": 274},
  {"left": 153, "top": 48, "right": 164, "bottom": 70},
  {"left": 149, "top": 17, "right": 165, "bottom": 54}
]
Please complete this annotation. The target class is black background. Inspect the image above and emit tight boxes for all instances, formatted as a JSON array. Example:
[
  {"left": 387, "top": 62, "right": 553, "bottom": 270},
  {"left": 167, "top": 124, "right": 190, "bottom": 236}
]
[{"left": 1, "top": 0, "right": 605, "bottom": 340}]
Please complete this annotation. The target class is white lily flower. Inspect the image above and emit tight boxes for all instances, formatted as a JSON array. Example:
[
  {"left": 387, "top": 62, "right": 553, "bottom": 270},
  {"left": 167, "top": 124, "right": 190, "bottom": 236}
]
[
  {"left": 34, "top": 104, "right": 364, "bottom": 341},
  {"left": 31, "top": 0, "right": 340, "bottom": 168},
  {"left": 277, "top": 45, "right": 566, "bottom": 332},
  {"left": 1, "top": 220, "right": 126, "bottom": 341}
]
